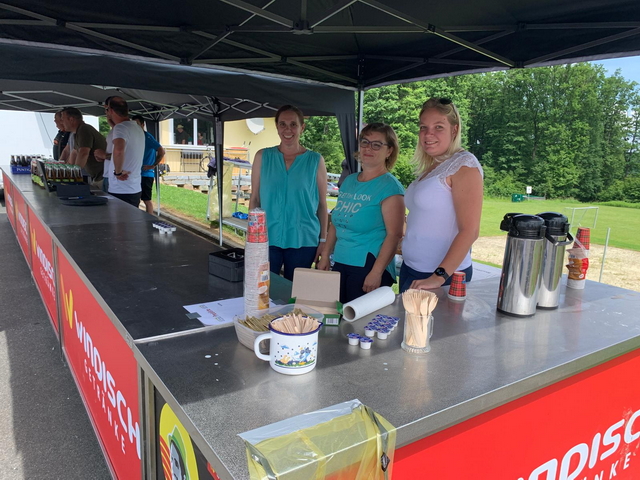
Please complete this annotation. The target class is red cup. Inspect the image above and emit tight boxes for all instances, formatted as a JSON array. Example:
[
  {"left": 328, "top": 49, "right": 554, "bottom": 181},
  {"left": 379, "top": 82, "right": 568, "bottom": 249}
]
[
  {"left": 448, "top": 271, "right": 466, "bottom": 301},
  {"left": 574, "top": 227, "right": 590, "bottom": 250},
  {"left": 247, "top": 210, "right": 267, "bottom": 233}
]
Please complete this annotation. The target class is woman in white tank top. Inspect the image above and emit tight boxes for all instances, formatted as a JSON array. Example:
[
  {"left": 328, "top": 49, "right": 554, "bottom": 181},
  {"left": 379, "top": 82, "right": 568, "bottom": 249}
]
[{"left": 400, "top": 98, "right": 484, "bottom": 292}]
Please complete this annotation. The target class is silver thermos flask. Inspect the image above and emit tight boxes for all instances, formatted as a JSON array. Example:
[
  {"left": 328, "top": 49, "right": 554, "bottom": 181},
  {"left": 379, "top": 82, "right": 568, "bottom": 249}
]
[
  {"left": 536, "top": 212, "right": 573, "bottom": 309},
  {"left": 497, "top": 213, "right": 546, "bottom": 317}
]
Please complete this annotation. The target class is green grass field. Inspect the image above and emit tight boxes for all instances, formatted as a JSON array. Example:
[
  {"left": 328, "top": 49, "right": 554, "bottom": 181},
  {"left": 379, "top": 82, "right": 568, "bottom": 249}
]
[
  {"left": 159, "top": 185, "right": 640, "bottom": 252},
  {"left": 481, "top": 198, "right": 640, "bottom": 251}
]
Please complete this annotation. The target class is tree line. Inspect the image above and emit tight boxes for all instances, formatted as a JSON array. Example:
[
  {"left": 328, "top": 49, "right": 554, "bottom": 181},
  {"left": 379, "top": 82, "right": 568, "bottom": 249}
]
[{"left": 301, "top": 63, "right": 640, "bottom": 202}]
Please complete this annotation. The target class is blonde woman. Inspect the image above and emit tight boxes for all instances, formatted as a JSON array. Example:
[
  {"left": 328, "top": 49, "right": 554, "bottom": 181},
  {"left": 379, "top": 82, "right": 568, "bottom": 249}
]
[{"left": 400, "top": 98, "right": 484, "bottom": 292}]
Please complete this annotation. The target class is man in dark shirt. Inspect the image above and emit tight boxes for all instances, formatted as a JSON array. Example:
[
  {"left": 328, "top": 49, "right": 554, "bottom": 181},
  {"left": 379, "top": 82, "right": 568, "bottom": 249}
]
[
  {"left": 61, "top": 107, "right": 107, "bottom": 187},
  {"left": 52, "top": 110, "right": 70, "bottom": 161},
  {"left": 175, "top": 124, "right": 190, "bottom": 144}
]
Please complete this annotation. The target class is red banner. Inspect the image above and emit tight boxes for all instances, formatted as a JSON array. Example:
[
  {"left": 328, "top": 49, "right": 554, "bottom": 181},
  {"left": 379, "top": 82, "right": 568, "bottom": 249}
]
[
  {"left": 394, "top": 349, "right": 640, "bottom": 480},
  {"left": 13, "top": 187, "right": 31, "bottom": 267},
  {"left": 3, "top": 172, "right": 16, "bottom": 231},
  {"left": 28, "top": 208, "right": 58, "bottom": 332},
  {"left": 57, "top": 249, "right": 141, "bottom": 479}
]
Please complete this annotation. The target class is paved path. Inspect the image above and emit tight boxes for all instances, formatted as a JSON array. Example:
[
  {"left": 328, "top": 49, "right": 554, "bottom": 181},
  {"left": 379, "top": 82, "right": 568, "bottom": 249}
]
[{"left": 0, "top": 204, "right": 110, "bottom": 480}]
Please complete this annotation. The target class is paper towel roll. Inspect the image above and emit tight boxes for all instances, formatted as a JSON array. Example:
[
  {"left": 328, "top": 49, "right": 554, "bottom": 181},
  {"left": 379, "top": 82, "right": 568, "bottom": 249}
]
[{"left": 342, "top": 286, "right": 396, "bottom": 322}]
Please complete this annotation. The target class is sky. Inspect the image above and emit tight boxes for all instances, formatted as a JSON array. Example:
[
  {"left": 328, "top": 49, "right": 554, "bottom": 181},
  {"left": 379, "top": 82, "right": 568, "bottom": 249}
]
[{"left": 592, "top": 55, "right": 640, "bottom": 84}]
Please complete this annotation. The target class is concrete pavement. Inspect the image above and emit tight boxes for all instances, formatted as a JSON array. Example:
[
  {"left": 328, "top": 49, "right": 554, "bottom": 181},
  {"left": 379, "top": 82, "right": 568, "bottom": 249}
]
[{"left": 0, "top": 201, "right": 110, "bottom": 480}]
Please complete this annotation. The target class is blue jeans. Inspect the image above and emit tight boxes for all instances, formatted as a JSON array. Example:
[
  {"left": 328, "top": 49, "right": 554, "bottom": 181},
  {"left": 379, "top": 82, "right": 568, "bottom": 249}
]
[
  {"left": 399, "top": 262, "right": 473, "bottom": 293},
  {"left": 269, "top": 246, "right": 317, "bottom": 281}
]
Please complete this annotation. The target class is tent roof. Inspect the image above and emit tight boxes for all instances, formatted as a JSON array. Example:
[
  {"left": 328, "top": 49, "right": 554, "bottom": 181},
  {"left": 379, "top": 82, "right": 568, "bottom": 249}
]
[
  {"left": 0, "top": 75, "right": 345, "bottom": 124},
  {"left": 1, "top": 1, "right": 639, "bottom": 89},
  {"left": 0, "top": 43, "right": 355, "bottom": 121}
]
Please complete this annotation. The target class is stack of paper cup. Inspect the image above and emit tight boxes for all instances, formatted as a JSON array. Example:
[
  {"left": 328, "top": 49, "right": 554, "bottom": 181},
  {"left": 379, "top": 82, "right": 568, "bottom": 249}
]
[
  {"left": 447, "top": 271, "right": 467, "bottom": 301},
  {"left": 566, "top": 227, "right": 590, "bottom": 290},
  {"left": 244, "top": 208, "right": 270, "bottom": 317}
]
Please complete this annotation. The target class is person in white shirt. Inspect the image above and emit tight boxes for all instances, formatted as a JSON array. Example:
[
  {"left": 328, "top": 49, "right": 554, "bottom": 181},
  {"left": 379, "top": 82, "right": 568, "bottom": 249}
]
[
  {"left": 94, "top": 96, "right": 116, "bottom": 193},
  {"left": 400, "top": 97, "right": 484, "bottom": 292},
  {"left": 105, "top": 97, "right": 145, "bottom": 207}
]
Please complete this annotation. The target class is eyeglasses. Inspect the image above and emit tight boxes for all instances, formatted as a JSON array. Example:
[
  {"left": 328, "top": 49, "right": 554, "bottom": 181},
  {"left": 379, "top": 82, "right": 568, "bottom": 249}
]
[
  {"left": 438, "top": 98, "right": 453, "bottom": 105},
  {"left": 360, "top": 139, "right": 389, "bottom": 151}
]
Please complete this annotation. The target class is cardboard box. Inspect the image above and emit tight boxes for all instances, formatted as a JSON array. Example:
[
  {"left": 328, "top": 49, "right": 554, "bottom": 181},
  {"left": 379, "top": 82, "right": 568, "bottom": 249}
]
[{"left": 290, "top": 268, "right": 342, "bottom": 326}]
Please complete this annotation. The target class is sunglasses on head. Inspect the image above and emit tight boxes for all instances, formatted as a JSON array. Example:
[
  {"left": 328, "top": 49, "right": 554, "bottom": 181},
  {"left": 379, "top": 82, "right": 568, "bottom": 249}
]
[{"left": 438, "top": 98, "right": 453, "bottom": 105}]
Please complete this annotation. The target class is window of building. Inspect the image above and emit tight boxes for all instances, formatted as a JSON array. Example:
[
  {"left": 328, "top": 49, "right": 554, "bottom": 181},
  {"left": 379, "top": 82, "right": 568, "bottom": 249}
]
[{"left": 169, "top": 118, "right": 215, "bottom": 146}]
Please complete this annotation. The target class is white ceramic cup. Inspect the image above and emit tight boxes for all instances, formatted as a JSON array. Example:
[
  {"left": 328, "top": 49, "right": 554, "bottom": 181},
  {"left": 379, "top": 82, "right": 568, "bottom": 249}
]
[{"left": 253, "top": 319, "right": 322, "bottom": 375}]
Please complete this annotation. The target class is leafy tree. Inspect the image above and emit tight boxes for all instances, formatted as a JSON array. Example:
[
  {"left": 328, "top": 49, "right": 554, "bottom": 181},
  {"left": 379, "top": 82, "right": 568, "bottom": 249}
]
[
  {"left": 99, "top": 116, "right": 110, "bottom": 136},
  {"left": 391, "top": 153, "right": 416, "bottom": 188},
  {"left": 301, "top": 116, "right": 344, "bottom": 174},
  {"left": 301, "top": 63, "right": 640, "bottom": 201}
]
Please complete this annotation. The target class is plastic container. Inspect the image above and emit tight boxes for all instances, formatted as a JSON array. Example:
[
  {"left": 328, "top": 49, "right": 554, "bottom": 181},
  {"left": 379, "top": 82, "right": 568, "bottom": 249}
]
[
  {"left": 364, "top": 326, "right": 376, "bottom": 337},
  {"left": 209, "top": 248, "right": 245, "bottom": 282},
  {"left": 234, "top": 303, "right": 323, "bottom": 351}
]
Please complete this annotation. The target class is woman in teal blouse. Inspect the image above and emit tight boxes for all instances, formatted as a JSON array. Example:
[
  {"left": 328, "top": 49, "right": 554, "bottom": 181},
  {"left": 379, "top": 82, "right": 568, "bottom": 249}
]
[
  {"left": 317, "top": 123, "right": 405, "bottom": 303},
  {"left": 249, "top": 105, "right": 329, "bottom": 281}
]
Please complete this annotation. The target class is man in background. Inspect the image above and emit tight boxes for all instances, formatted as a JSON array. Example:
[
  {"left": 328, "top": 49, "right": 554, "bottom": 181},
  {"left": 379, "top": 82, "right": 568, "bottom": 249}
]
[
  {"left": 105, "top": 97, "right": 145, "bottom": 207},
  {"left": 52, "top": 110, "right": 70, "bottom": 160},
  {"left": 61, "top": 107, "right": 107, "bottom": 188},
  {"left": 94, "top": 96, "right": 116, "bottom": 193},
  {"left": 132, "top": 115, "right": 165, "bottom": 214},
  {"left": 175, "top": 124, "right": 190, "bottom": 144}
]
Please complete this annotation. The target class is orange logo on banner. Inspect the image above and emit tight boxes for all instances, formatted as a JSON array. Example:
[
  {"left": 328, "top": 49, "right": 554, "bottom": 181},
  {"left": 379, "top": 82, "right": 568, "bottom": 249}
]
[
  {"left": 60, "top": 275, "right": 74, "bottom": 329},
  {"left": 31, "top": 228, "right": 36, "bottom": 257}
]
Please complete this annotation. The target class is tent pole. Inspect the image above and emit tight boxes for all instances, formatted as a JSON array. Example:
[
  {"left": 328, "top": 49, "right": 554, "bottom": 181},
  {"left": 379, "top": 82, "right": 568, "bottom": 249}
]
[
  {"left": 208, "top": 97, "right": 225, "bottom": 246},
  {"left": 357, "top": 88, "right": 364, "bottom": 134},
  {"left": 357, "top": 87, "right": 364, "bottom": 172},
  {"left": 147, "top": 119, "right": 161, "bottom": 217},
  {"left": 155, "top": 165, "right": 160, "bottom": 217}
]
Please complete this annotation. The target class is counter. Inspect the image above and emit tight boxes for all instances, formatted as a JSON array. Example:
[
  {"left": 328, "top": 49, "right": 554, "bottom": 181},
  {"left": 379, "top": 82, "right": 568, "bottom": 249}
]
[{"left": 4, "top": 167, "right": 640, "bottom": 480}]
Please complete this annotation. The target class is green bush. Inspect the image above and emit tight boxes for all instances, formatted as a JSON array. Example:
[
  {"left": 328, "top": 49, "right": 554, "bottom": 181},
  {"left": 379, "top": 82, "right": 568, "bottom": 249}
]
[
  {"left": 597, "top": 200, "right": 640, "bottom": 209},
  {"left": 391, "top": 154, "right": 416, "bottom": 188},
  {"left": 622, "top": 176, "right": 640, "bottom": 202},
  {"left": 483, "top": 166, "right": 525, "bottom": 198},
  {"left": 599, "top": 180, "right": 625, "bottom": 202}
]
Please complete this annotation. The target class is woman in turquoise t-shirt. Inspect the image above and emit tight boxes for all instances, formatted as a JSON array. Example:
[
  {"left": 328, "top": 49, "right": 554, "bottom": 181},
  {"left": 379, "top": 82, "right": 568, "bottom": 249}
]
[
  {"left": 249, "top": 105, "right": 329, "bottom": 281},
  {"left": 317, "top": 123, "right": 405, "bottom": 303}
]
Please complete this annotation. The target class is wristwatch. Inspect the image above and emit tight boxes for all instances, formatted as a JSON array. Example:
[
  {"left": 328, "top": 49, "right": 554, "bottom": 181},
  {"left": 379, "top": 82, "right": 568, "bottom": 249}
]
[
  {"left": 113, "top": 170, "right": 123, "bottom": 176},
  {"left": 434, "top": 267, "right": 450, "bottom": 281}
]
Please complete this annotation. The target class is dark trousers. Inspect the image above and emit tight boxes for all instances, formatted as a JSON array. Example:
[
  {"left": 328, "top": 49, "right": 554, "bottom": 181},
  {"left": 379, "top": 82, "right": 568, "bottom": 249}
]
[
  {"left": 332, "top": 253, "right": 395, "bottom": 304},
  {"left": 269, "top": 246, "right": 317, "bottom": 281},
  {"left": 399, "top": 262, "right": 473, "bottom": 293},
  {"left": 109, "top": 191, "right": 142, "bottom": 208}
]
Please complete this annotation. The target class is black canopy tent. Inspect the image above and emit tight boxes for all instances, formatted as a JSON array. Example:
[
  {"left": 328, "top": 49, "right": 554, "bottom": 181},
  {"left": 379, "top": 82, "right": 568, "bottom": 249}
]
[
  {"left": 0, "top": 43, "right": 357, "bottom": 243},
  {"left": 2, "top": 0, "right": 640, "bottom": 167},
  {"left": 0, "top": 0, "right": 639, "bottom": 89},
  {"left": 1, "top": 0, "right": 640, "bottom": 239}
]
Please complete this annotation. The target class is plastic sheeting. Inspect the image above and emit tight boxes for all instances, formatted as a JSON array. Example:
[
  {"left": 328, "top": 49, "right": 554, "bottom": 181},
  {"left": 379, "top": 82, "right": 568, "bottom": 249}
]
[{"left": 239, "top": 399, "right": 396, "bottom": 480}]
